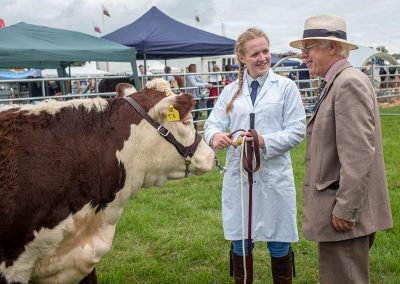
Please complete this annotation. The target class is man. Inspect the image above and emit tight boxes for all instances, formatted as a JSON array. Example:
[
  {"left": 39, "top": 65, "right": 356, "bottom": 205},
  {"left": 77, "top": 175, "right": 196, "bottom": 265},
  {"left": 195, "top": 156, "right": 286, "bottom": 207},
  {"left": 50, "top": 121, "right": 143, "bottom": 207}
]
[
  {"left": 290, "top": 15, "right": 393, "bottom": 283},
  {"left": 185, "top": 63, "right": 213, "bottom": 124},
  {"left": 138, "top": 64, "right": 153, "bottom": 76}
]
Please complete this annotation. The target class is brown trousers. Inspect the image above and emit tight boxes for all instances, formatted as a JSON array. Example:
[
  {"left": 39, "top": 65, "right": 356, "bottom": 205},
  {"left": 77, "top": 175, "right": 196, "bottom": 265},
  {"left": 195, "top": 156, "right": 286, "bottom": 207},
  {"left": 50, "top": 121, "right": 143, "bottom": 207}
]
[{"left": 318, "top": 233, "right": 375, "bottom": 284}]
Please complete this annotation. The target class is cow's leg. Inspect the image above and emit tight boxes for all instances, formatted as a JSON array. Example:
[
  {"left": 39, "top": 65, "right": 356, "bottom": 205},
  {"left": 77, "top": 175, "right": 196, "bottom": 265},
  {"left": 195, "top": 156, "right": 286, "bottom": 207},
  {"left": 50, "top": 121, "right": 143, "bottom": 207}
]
[{"left": 79, "top": 268, "right": 97, "bottom": 284}]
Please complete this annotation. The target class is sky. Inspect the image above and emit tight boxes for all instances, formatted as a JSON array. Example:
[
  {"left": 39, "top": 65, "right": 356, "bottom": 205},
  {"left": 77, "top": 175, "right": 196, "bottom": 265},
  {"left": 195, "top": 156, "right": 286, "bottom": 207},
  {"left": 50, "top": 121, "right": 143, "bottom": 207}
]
[{"left": 2, "top": 0, "right": 400, "bottom": 54}]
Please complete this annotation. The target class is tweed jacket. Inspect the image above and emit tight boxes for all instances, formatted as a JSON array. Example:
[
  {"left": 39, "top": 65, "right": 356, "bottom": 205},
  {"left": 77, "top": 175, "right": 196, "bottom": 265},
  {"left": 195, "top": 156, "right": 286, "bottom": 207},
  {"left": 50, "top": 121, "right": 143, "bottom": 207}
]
[{"left": 302, "top": 61, "right": 393, "bottom": 242}]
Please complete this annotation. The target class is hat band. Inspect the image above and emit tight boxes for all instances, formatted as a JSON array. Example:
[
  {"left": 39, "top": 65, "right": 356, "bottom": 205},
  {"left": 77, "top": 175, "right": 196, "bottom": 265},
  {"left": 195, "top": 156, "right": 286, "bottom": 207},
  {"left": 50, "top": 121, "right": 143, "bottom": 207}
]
[{"left": 303, "top": 29, "right": 347, "bottom": 40}]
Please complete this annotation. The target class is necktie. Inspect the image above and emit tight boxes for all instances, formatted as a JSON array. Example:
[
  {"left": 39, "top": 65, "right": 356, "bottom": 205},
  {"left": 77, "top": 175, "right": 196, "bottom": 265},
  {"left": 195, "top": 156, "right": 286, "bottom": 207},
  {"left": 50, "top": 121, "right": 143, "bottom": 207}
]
[
  {"left": 317, "top": 80, "right": 327, "bottom": 95},
  {"left": 313, "top": 80, "right": 327, "bottom": 112},
  {"left": 250, "top": 80, "right": 259, "bottom": 105}
]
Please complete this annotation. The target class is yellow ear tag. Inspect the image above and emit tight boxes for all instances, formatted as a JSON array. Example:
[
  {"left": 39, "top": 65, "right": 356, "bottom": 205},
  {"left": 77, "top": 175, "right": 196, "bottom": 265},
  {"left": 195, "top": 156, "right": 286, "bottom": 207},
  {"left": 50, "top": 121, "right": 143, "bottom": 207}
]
[{"left": 166, "top": 104, "right": 180, "bottom": 122}]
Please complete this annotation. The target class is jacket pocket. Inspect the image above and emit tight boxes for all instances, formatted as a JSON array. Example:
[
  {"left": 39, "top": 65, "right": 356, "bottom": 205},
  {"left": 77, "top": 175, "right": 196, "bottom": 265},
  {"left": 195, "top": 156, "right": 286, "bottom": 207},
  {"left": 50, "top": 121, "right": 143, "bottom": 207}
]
[{"left": 315, "top": 179, "right": 340, "bottom": 191}]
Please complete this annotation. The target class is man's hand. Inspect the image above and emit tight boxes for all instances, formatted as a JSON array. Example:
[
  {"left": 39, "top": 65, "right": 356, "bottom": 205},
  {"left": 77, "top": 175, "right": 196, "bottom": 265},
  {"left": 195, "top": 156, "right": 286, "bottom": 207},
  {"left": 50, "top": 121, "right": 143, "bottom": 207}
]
[{"left": 332, "top": 215, "right": 355, "bottom": 232}]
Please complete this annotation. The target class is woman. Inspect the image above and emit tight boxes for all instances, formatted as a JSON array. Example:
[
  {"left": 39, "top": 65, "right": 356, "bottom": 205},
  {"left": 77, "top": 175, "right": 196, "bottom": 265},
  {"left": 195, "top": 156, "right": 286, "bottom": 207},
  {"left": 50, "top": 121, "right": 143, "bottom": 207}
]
[
  {"left": 207, "top": 65, "right": 226, "bottom": 116},
  {"left": 204, "top": 28, "right": 306, "bottom": 283}
]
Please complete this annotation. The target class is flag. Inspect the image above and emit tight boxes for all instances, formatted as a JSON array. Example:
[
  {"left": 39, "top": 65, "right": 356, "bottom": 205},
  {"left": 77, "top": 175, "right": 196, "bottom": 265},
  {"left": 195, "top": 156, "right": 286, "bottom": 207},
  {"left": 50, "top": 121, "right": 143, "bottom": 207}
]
[
  {"left": 195, "top": 15, "right": 200, "bottom": 23},
  {"left": 0, "top": 18, "right": 5, "bottom": 29},
  {"left": 94, "top": 25, "right": 102, "bottom": 33},
  {"left": 103, "top": 6, "right": 111, "bottom": 17}
]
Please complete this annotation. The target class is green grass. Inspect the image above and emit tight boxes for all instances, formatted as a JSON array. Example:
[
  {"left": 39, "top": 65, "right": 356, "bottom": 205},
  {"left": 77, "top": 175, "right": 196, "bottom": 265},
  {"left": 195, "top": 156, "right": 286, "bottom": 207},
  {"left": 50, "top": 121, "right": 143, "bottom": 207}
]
[{"left": 97, "top": 108, "right": 400, "bottom": 283}]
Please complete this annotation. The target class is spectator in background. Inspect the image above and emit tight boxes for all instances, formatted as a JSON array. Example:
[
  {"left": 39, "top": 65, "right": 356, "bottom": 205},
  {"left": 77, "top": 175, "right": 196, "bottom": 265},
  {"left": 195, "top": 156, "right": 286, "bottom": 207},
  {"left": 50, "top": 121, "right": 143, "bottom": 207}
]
[
  {"left": 138, "top": 64, "right": 153, "bottom": 76},
  {"left": 208, "top": 65, "right": 226, "bottom": 116},
  {"left": 82, "top": 79, "right": 96, "bottom": 94},
  {"left": 388, "top": 66, "right": 398, "bottom": 89},
  {"left": 379, "top": 67, "right": 387, "bottom": 89},
  {"left": 47, "top": 80, "right": 61, "bottom": 96},
  {"left": 162, "top": 66, "right": 175, "bottom": 81},
  {"left": 162, "top": 66, "right": 178, "bottom": 89},
  {"left": 296, "top": 63, "right": 311, "bottom": 97},
  {"left": 185, "top": 63, "right": 213, "bottom": 124},
  {"left": 225, "top": 64, "right": 238, "bottom": 84},
  {"left": 209, "top": 65, "right": 226, "bottom": 86}
]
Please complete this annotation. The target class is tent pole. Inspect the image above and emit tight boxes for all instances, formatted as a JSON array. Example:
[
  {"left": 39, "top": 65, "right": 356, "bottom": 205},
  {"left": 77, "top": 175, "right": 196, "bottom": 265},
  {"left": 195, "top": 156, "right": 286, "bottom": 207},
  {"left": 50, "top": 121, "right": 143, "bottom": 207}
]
[
  {"left": 129, "top": 48, "right": 141, "bottom": 89},
  {"left": 57, "top": 65, "right": 67, "bottom": 96},
  {"left": 144, "top": 53, "right": 148, "bottom": 82}
]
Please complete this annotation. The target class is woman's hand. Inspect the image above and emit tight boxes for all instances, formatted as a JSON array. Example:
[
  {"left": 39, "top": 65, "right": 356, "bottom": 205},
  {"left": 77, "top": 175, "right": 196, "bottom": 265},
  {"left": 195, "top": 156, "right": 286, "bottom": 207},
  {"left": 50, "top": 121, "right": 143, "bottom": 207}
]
[
  {"left": 212, "top": 132, "right": 235, "bottom": 150},
  {"left": 239, "top": 132, "right": 266, "bottom": 149}
]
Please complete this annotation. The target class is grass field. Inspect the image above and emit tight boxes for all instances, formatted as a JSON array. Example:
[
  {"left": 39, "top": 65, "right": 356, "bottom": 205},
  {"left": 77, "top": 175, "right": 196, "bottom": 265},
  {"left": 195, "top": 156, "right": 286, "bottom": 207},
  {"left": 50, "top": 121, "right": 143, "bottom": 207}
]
[{"left": 97, "top": 107, "right": 400, "bottom": 283}]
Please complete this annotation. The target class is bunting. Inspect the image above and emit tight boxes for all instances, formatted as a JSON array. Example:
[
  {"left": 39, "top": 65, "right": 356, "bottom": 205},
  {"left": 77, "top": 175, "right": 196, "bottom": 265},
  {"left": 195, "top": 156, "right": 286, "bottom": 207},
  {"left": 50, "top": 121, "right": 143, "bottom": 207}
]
[
  {"left": 103, "top": 6, "right": 111, "bottom": 17},
  {"left": 94, "top": 25, "right": 102, "bottom": 33}
]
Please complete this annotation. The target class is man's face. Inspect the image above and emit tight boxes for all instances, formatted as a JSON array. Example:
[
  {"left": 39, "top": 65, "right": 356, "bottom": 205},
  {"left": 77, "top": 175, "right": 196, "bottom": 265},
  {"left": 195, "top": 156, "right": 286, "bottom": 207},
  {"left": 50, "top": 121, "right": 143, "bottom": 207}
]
[
  {"left": 301, "top": 40, "right": 335, "bottom": 77},
  {"left": 238, "top": 37, "right": 271, "bottom": 79},
  {"left": 189, "top": 65, "right": 196, "bottom": 73},
  {"left": 139, "top": 66, "right": 145, "bottom": 74}
]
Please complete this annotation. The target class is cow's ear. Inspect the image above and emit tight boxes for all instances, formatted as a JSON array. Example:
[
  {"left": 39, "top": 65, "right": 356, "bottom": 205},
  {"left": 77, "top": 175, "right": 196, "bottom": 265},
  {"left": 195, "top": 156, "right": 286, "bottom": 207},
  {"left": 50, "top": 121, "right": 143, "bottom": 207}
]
[{"left": 172, "top": 93, "right": 194, "bottom": 120}]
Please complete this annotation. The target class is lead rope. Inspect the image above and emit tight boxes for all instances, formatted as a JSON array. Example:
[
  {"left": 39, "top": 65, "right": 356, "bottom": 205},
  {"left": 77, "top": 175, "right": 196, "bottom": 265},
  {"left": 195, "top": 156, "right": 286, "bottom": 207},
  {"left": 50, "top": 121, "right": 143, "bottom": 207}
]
[
  {"left": 214, "top": 130, "right": 259, "bottom": 284},
  {"left": 242, "top": 130, "right": 261, "bottom": 284},
  {"left": 240, "top": 136, "right": 247, "bottom": 283}
]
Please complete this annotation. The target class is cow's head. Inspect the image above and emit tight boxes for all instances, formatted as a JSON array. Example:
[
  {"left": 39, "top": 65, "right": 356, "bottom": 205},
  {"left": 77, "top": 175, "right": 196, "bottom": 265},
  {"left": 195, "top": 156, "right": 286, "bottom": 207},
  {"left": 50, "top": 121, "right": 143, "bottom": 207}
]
[{"left": 118, "top": 80, "right": 215, "bottom": 187}]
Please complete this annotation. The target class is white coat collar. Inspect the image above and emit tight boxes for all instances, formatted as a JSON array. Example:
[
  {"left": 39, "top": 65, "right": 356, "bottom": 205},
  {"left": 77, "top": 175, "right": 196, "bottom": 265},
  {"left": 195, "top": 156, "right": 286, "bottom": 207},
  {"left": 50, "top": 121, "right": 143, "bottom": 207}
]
[{"left": 243, "top": 69, "right": 278, "bottom": 107}]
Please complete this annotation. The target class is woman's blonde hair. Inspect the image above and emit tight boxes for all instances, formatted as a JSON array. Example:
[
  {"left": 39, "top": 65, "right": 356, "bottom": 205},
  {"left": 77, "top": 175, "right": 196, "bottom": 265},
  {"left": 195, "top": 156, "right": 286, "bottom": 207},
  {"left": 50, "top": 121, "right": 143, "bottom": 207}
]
[{"left": 226, "top": 28, "right": 270, "bottom": 113}]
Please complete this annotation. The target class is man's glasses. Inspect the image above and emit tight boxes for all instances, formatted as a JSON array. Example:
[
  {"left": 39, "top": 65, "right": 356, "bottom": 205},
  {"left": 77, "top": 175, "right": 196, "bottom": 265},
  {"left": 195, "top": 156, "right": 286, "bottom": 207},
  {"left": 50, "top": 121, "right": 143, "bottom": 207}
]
[{"left": 301, "top": 43, "right": 320, "bottom": 55}]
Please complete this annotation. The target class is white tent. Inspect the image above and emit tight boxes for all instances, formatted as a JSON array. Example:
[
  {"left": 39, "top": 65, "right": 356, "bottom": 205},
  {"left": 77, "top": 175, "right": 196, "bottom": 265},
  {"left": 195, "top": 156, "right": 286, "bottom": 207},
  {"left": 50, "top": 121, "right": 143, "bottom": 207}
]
[
  {"left": 106, "top": 60, "right": 182, "bottom": 75},
  {"left": 41, "top": 61, "right": 107, "bottom": 78},
  {"left": 144, "top": 60, "right": 181, "bottom": 74}
]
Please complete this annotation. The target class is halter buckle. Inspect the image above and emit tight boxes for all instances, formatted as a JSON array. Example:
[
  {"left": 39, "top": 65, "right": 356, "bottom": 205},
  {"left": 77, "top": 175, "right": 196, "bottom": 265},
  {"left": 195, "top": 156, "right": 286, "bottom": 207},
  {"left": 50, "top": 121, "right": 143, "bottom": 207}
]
[
  {"left": 157, "top": 125, "right": 170, "bottom": 137},
  {"left": 184, "top": 158, "right": 191, "bottom": 177}
]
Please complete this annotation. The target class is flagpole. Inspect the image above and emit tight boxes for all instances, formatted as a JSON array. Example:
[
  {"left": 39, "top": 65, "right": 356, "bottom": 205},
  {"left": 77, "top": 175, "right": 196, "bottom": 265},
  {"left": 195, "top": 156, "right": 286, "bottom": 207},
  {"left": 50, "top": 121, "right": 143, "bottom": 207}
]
[
  {"left": 102, "top": 1, "right": 109, "bottom": 72},
  {"left": 102, "top": 2, "right": 105, "bottom": 34}
]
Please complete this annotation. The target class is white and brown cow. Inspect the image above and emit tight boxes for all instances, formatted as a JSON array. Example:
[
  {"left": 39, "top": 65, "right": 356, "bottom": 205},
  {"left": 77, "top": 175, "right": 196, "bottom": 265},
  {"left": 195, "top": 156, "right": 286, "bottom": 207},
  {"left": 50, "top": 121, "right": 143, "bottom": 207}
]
[{"left": 0, "top": 80, "right": 215, "bottom": 284}]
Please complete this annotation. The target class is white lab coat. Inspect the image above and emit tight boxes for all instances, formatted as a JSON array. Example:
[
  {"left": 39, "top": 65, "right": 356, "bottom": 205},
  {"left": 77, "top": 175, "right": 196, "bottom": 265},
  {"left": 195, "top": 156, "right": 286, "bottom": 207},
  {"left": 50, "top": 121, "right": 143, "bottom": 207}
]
[{"left": 205, "top": 70, "right": 306, "bottom": 242}]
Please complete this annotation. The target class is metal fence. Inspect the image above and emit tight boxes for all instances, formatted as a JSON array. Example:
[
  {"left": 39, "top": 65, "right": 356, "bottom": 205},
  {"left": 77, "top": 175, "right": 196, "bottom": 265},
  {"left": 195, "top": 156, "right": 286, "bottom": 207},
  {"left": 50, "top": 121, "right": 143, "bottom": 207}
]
[{"left": 1, "top": 65, "right": 399, "bottom": 130}]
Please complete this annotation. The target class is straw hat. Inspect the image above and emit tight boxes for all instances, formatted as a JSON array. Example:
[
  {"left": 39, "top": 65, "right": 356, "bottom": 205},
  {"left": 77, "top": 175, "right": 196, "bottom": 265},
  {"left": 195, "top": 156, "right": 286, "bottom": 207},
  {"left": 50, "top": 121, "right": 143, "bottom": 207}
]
[{"left": 290, "top": 14, "right": 358, "bottom": 50}]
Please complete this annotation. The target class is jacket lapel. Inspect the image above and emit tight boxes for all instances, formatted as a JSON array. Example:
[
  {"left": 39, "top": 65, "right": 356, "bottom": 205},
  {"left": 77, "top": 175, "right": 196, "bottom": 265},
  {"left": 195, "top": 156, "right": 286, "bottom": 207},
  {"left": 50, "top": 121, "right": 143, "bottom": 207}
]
[{"left": 308, "top": 62, "right": 352, "bottom": 124}]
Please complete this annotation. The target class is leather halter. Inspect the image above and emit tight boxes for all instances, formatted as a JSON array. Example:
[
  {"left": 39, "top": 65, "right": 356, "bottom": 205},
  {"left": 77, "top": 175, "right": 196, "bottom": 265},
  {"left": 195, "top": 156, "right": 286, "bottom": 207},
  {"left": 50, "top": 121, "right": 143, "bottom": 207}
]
[{"left": 124, "top": 96, "right": 202, "bottom": 177}]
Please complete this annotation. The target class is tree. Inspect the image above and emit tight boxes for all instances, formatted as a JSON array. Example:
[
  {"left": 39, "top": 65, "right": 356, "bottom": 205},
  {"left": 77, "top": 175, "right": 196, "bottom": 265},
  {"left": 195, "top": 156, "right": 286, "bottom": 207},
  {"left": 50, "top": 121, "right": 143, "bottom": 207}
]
[
  {"left": 376, "top": 46, "right": 388, "bottom": 53},
  {"left": 391, "top": 53, "right": 400, "bottom": 60}
]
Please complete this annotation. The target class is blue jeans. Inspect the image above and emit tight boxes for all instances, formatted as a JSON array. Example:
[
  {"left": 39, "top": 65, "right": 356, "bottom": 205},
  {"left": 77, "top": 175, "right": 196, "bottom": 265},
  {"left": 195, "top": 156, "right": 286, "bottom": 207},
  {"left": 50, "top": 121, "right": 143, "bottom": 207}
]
[{"left": 232, "top": 240, "right": 290, "bottom": 258}]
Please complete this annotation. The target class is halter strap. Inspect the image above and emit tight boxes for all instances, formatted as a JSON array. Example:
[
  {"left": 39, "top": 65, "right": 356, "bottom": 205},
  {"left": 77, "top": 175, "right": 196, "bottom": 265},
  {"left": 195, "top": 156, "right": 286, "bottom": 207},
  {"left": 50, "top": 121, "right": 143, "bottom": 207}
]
[{"left": 124, "top": 96, "right": 202, "bottom": 158}]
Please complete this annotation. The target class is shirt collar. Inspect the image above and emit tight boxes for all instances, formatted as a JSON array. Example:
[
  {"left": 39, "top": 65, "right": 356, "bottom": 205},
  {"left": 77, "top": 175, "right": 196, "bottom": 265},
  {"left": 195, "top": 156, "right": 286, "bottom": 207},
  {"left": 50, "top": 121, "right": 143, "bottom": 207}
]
[
  {"left": 246, "top": 71, "right": 269, "bottom": 89},
  {"left": 324, "top": 58, "right": 347, "bottom": 82}
]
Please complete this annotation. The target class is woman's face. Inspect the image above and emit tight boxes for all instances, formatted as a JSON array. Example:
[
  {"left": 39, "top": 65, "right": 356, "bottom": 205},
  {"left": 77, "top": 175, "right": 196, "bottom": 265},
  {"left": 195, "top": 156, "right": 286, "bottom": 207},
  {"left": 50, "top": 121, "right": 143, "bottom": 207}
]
[{"left": 238, "top": 37, "right": 271, "bottom": 78}]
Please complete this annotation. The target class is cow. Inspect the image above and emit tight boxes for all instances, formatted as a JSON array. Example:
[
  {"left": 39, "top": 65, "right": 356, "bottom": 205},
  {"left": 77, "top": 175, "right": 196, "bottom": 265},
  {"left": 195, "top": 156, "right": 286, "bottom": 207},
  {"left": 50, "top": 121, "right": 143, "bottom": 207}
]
[{"left": 0, "top": 79, "right": 215, "bottom": 284}]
